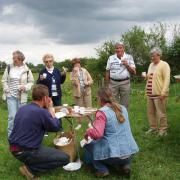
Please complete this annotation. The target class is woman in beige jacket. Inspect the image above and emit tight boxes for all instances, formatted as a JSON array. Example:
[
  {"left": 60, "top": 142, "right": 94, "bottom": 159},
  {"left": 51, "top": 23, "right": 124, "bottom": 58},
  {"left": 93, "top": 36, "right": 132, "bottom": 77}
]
[
  {"left": 1, "top": 50, "right": 34, "bottom": 137},
  {"left": 70, "top": 58, "right": 93, "bottom": 107},
  {"left": 70, "top": 58, "right": 93, "bottom": 129}
]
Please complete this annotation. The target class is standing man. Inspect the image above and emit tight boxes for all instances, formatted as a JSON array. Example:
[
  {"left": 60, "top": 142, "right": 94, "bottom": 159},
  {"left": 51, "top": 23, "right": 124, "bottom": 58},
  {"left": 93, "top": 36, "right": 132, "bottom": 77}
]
[
  {"left": 9, "top": 84, "right": 69, "bottom": 179},
  {"left": 145, "top": 47, "right": 170, "bottom": 136},
  {"left": 105, "top": 42, "right": 136, "bottom": 109}
]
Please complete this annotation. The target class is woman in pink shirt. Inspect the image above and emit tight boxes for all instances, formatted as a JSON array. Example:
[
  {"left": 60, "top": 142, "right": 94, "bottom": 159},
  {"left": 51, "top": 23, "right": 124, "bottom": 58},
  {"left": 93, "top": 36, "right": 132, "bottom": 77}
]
[{"left": 83, "top": 88, "right": 139, "bottom": 178}]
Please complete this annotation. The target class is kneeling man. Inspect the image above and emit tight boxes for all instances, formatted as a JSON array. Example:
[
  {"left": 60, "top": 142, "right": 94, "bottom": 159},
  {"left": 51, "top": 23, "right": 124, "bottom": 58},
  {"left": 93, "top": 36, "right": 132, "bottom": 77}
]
[{"left": 9, "top": 84, "right": 69, "bottom": 179}]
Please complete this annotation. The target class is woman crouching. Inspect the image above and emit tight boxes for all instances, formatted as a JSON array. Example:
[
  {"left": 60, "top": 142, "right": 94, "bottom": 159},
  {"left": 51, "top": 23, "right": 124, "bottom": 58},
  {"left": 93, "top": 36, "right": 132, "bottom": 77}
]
[{"left": 83, "top": 87, "right": 139, "bottom": 178}]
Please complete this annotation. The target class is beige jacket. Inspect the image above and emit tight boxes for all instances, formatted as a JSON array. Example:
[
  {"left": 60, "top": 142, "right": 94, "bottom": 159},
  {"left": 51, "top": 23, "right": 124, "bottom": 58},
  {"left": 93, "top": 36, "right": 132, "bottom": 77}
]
[
  {"left": 70, "top": 67, "right": 93, "bottom": 97},
  {"left": 1, "top": 64, "right": 34, "bottom": 103},
  {"left": 146, "top": 60, "right": 170, "bottom": 96}
]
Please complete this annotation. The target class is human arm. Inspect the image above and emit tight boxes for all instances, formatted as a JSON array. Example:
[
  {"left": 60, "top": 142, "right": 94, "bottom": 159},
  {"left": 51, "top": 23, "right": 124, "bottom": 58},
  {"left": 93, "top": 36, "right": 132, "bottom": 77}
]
[
  {"left": 84, "top": 69, "right": 93, "bottom": 86},
  {"left": 1, "top": 67, "right": 10, "bottom": 93},
  {"left": 85, "top": 111, "right": 106, "bottom": 140},
  {"left": 23, "top": 70, "right": 34, "bottom": 91},
  {"left": 160, "top": 63, "right": 171, "bottom": 99},
  {"left": 121, "top": 55, "right": 136, "bottom": 75}
]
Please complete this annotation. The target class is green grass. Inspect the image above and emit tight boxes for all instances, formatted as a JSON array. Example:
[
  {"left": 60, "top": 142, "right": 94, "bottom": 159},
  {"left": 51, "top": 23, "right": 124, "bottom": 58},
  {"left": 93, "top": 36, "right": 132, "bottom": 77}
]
[{"left": 0, "top": 73, "right": 180, "bottom": 180}]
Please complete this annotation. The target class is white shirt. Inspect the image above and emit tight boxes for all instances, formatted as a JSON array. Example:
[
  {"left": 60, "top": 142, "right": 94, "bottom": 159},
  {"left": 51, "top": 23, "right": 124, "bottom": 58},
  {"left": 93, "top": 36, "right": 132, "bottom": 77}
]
[{"left": 106, "top": 53, "right": 135, "bottom": 80}]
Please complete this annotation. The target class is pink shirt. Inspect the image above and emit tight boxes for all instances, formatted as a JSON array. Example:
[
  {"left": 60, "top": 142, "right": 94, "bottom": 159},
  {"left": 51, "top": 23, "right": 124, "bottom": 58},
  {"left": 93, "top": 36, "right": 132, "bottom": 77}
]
[{"left": 85, "top": 110, "right": 106, "bottom": 140}]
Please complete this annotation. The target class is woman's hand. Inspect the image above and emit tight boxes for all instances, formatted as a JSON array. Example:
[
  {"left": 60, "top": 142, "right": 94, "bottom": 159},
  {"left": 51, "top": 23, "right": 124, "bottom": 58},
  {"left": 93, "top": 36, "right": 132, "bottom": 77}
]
[
  {"left": 19, "top": 85, "right": 26, "bottom": 92},
  {"left": 40, "top": 75, "right": 45, "bottom": 80}
]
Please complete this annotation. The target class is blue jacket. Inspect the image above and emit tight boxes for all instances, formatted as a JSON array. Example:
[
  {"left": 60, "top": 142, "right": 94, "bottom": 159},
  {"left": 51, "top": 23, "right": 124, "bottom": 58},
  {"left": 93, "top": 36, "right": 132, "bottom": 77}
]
[
  {"left": 92, "top": 105, "right": 139, "bottom": 160},
  {"left": 9, "top": 103, "right": 60, "bottom": 149},
  {"left": 37, "top": 68, "right": 66, "bottom": 98}
]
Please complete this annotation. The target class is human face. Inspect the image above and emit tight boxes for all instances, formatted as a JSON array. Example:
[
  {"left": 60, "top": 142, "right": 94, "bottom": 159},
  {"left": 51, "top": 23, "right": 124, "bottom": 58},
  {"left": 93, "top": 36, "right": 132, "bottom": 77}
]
[
  {"left": 13, "top": 54, "right": 23, "bottom": 66},
  {"left": 115, "top": 44, "right": 125, "bottom": 58},
  {"left": 44, "top": 57, "right": 54, "bottom": 68},
  {"left": 151, "top": 53, "right": 161, "bottom": 64},
  {"left": 74, "top": 62, "right": 81, "bottom": 68}
]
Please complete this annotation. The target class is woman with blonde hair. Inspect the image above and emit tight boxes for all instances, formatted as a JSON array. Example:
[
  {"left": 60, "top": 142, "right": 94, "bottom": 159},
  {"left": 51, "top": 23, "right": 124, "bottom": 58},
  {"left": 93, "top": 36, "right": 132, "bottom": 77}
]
[
  {"left": 37, "top": 53, "right": 66, "bottom": 106},
  {"left": 83, "top": 87, "right": 139, "bottom": 178}
]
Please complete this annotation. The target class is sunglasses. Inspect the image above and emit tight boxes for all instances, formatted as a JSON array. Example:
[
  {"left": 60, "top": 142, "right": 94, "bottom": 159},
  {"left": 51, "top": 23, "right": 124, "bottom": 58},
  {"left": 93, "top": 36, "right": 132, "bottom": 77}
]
[{"left": 44, "top": 60, "right": 53, "bottom": 64}]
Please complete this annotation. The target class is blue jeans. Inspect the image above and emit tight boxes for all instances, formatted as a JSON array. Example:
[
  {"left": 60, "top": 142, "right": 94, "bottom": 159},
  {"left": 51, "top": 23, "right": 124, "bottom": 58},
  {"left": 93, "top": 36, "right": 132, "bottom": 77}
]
[
  {"left": 7, "top": 96, "right": 25, "bottom": 137},
  {"left": 84, "top": 142, "right": 132, "bottom": 173},
  {"left": 12, "top": 146, "right": 69, "bottom": 174}
]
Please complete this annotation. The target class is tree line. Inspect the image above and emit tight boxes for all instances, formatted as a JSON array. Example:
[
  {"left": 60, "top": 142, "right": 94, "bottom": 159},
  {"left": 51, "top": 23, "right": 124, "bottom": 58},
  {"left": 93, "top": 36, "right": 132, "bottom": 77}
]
[{"left": 0, "top": 23, "right": 179, "bottom": 82}]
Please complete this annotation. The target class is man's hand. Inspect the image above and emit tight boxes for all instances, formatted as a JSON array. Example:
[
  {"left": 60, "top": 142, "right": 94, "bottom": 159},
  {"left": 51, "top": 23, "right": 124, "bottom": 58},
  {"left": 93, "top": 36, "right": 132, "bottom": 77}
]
[
  {"left": 121, "top": 59, "right": 129, "bottom": 66},
  {"left": 49, "top": 107, "right": 56, "bottom": 118}
]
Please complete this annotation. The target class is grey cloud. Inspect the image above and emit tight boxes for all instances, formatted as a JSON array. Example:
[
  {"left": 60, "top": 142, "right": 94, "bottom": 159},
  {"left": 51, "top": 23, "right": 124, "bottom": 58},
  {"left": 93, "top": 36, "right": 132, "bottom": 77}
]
[{"left": 0, "top": 0, "right": 180, "bottom": 45}]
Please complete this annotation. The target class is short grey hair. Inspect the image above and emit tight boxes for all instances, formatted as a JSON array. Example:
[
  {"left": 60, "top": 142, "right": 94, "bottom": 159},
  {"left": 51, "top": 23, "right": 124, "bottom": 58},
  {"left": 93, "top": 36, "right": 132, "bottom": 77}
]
[
  {"left": 42, "top": 53, "right": 54, "bottom": 62},
  {"left": 150, "top": 47, "right": 162, "bottom": 56},
  {"left": 13, "top": 50, "right": 25, "bottom": 61},
  {"left": 115, "top": 42, "right": 124, "bottom": 47}
]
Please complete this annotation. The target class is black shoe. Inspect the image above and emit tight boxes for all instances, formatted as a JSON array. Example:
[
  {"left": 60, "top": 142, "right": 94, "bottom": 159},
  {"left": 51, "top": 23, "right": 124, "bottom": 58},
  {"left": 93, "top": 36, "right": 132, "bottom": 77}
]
[
  {"left": 118, "top": 167, "right": 131, "bottom": 178},
  {"left": 95, "top": 171, "right": 109, "bottom": 178}
]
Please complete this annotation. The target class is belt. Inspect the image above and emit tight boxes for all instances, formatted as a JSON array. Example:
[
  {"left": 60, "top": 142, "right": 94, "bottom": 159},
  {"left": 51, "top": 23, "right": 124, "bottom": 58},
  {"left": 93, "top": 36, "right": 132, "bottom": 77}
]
[
  {"left": 110, "top": 77, "right": 129, "bottom": 82},
  {"left": 10, "top": 145, "right": 37, "bottom": 152}
]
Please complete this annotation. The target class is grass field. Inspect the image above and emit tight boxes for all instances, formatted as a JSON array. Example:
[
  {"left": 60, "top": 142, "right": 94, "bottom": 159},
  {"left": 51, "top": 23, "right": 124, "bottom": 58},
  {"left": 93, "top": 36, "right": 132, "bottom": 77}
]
[{"left": 0, "top": 73, "right": 180, "bottom": 180}]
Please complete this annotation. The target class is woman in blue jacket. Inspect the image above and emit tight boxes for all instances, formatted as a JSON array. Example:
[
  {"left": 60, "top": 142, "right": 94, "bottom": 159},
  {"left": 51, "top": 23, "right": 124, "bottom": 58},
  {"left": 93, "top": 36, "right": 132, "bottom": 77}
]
[{"left": 37, "top": 53, "right": 66, "bottom": 106}]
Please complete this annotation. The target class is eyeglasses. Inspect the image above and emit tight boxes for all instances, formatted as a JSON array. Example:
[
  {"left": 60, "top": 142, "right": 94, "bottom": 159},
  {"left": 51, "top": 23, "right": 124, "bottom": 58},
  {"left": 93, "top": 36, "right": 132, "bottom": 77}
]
[{"left": 44, "top": 60, "right": 53, "bottom": 64}]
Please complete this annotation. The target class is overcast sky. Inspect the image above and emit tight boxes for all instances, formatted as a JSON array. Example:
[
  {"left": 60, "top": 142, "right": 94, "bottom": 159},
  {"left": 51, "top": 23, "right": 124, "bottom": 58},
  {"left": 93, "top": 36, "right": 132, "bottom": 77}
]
[{"left": 0, "top": 0, "right": 180, "bottom": 64}]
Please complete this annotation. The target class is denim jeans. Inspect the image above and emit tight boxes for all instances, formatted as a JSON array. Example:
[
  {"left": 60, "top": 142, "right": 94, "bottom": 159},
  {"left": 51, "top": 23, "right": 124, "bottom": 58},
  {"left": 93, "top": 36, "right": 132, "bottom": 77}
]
[
  {"left": 7, "top": 96, "right": 25, "bottom": 137},
  {"left": 12, "top": 146, "right": 69, "bottom": 174},
  {"left": 84, "top": 142, "right": 132, "bottom": 173}
]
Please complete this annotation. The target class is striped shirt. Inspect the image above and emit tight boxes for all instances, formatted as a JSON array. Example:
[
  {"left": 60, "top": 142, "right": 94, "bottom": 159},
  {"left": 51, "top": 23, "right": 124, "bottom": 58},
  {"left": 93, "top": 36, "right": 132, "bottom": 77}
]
[
  {"left": 51, "top": 76, "right": 58, "bottom": 96},
  {"left": 9, "top": 66, "right": 25, "bottom": 98},
  {"left": 46, "top": 67, "right": 58, "bottom": 97},
  {"left": 146, "top": 64, "right": 159, "bottom": 99}
]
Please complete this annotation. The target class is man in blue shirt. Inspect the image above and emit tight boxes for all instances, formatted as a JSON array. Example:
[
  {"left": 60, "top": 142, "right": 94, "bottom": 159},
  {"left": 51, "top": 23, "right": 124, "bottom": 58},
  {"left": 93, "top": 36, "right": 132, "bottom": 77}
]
[{"left": 9, "top": 84, "right": 69, "bottom": 179}]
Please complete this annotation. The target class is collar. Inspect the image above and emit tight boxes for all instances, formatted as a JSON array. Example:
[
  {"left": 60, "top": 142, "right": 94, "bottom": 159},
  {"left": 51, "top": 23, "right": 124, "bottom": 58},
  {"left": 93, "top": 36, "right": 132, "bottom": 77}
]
[{"left": 46, "top": 66, "right": 54, "bottom": 73}]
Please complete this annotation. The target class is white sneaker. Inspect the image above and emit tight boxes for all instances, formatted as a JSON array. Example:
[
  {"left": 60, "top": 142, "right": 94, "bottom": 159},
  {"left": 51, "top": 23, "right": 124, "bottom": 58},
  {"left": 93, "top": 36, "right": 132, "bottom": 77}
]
[
  {"left": 145, "top": 128, "right": 158, "bottom": 135},
  {"left": 158, "top": 130, "right": 167, "bottom": 137},
  {"left": 75, "top": 124, "right": 82, "bottom": 130}
]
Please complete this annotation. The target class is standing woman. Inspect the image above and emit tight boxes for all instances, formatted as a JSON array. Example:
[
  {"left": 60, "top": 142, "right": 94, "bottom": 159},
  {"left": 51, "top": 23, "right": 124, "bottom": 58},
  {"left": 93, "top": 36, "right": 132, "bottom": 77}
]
[
  {"left": 37, "top": 53, "right": 66, "bottom": 106},
  {"left": 70, "top": 58, "right": 93, "bottom": 129},
  {"left": 1, "top": 50, "right": 34, "bottom": 137},
  {"left": 70, "top": 58, "right": 93, "bottom": 108}
]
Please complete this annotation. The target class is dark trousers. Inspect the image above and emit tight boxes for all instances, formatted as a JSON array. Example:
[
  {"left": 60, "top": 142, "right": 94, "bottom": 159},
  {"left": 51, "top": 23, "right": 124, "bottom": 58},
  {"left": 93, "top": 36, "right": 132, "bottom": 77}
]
[
  {"left": 12, "top": 146, "right": 69, "bottom": 174},
  {"left": 52, "top": 96, "right": 61, "bottom": 106},
  {"left": 84, "top": 142, "right": 132, "bottom": 173}
]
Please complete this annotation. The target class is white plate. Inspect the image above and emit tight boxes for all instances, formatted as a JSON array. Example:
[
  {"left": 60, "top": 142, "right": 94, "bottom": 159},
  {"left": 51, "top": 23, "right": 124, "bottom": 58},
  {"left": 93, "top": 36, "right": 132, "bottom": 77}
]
[{"left": 55, "top": 112, "right": 66, "bottom": 118}]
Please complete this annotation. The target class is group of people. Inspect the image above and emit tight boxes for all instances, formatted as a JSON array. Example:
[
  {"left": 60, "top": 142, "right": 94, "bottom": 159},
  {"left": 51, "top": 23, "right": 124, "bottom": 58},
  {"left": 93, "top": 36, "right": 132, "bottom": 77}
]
[{"left": 1, "top": 41, "right": 170, "bottom": 179}]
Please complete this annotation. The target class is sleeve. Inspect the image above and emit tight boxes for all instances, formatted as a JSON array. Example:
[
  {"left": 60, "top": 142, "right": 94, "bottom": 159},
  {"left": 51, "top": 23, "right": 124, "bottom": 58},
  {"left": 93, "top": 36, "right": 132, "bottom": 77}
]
[
  {"left": 25, "top": 69, "right": 34, "bottom": 91},
  {"left": 86, "top": 69, "right": 93, "bottom": 85},
  {"left": 60, "top": 70, "right": 66, "bottom": 84},
  {"left": 1, "top": 67, "right": 10, "bottom": 93},
  {"left": 42, "top": 110, "right": 61, "bottom": 132},
  {"left": 70, "top": 72, "right": 79, "bottom": 86},
  {"left": 128, "top": 55, "right": 136, "bottom": 68},
  {"left": 161, "top": 63, "right": 170, "bottom": 96},
  {"left": 106, "top": 57, "right": 111, "bottom": 70},
  {"left": 85, "top": 111, "right": 106, "bottom": 140}
]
